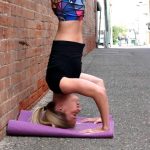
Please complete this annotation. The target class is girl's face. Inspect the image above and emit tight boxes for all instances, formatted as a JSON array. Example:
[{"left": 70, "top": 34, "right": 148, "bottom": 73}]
[{"left": 61, "top": 94, "right": 82, "bottom": 127}]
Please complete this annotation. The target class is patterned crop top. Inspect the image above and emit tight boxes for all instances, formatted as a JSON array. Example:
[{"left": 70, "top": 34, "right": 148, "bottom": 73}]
[{"left": 51, "top": 0, "right": 85, "bottom": 21}]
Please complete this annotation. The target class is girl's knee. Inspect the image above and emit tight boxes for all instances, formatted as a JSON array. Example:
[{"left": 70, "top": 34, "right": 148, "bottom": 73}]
[
  {"left": 94, "top": 86, "right": 106, "bottom": 97},
  {"left": 97, "top": 79, "right": 105, "bottom": 87}
]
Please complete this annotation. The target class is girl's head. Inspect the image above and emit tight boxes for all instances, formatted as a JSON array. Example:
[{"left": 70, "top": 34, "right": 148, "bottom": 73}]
[{"left": 31, "top": 94, "right": 81, "bottom": 128}]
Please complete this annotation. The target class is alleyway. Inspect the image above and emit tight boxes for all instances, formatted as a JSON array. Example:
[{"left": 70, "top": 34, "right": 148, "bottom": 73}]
[{"left": 0, "top": 48, "right": 149, "bottom": 150}]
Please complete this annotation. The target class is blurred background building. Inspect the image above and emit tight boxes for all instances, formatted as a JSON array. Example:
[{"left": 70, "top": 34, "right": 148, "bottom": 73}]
[{"left": 96, "top": 0, "right": 150, "bottom": 47}]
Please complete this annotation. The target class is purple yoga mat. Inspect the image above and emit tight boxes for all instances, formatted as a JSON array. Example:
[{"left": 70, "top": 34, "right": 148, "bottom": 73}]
[{"left": 7, "top": 110, "right": 114, "bottom": 138}]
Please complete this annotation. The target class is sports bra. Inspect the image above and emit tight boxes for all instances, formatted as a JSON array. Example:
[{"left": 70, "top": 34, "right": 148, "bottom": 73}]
[{"left": 51, "top": 0, "right": 85, "bottom": 21}]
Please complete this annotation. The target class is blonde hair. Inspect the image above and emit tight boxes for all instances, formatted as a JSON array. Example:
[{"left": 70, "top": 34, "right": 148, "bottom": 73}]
[{"left": 31, "top": 101, "right": 73, "bottom": 128}]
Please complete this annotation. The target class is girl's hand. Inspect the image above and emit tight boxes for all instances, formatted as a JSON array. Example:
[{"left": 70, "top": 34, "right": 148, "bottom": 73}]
[
  {"left": 80, "top": 127, "right": 109, "bottom": 134},
  {"left": 80, "top": 117, "right": 102, "bottom": 124}
]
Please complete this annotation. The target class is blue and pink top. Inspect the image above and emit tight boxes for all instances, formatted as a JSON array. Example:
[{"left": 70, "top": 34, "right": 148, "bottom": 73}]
[{"left": 51, "top": 0, "right": 85, "bottom": 21}]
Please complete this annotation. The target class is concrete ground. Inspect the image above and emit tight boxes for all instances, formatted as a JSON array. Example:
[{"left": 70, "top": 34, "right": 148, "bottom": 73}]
[{"left": 0, "top": 48, "right": 150, "bottom": 150}]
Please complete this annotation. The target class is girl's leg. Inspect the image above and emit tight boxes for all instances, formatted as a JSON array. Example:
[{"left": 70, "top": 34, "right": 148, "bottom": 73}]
[
  {"left": 59, "top": 77, "right": 110, "bottom": 130},
  {"left": 80, "top": 73, "right": 105, "bottom": 88},
  {"left": 80, "top": 73, "right": 109, "bottom": 123}
]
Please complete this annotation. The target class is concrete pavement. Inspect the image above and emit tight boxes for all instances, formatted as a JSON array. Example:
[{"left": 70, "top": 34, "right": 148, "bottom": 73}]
[{"left": 0, "top": 48, "right": 150, "bottom": 150}]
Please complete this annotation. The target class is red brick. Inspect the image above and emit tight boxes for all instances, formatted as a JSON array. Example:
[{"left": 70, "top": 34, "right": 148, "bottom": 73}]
[
  {"left": 4, "top": 77, "right": 11, "bottom": 89},
  {"left": 19, "top": 98, "right": 30, "bottom": 110},
  {"left": 15, "top": 60, "right": 27, "bottom": 72},
  {"left": 6, "top": 40, "right": 17, "bottom": 51},
  {"left": 0, "top": 2, "right": 3, "bottom": 14},
  {"left": 0, "top": 77, "right": 11, "bottom": 90},
  {"left": 13, "top": 80, "right": 24, "bottom": 94},
  {"left": 0, "top": 90, "right": 8, "bottom": 104},
  {"left": 38, "top": 86, "right": 44, "bottom": 96},
  {"left": 11, "top": 4, "right": 22, "bottom": 17},
  {"left": 37, "top": 78, "right": 44, "bottom": 88},
  {"left": 7, "top": 63, "right": 16, "bottom": 75},
  {"left": 0, "top": 79, "right": 5, "bottom": 90},
  {"left": 0, "top": 66, "right": 9, "bottom": 79},
  {"left": 25, "top": 29, "right": 31, "bottom": 38},
  {"left": 3, "top": 2, "right": 11, "bottom": 16},
  {"left": 44, "top": 84, "right": 49, "bottom": 91},
  {"left": 0, "top": 106, "right": 19, "bottom": 130},
  {"left": 0, "top": 15, "right": 13, "bottom": 26},
  {"left": 0, "top": 95, "right": 18, "bottom": 118},
  {"left": 22, "top": 8, "right": 34, "bottom": 19},
  {"left": 13, "top": 17, "right": 25, "bottom": 28},
  {"left": 3, "top": 27, "right": 10, "bottom": 39},
  {"left": 6, "top": 0, "right": 18, "bottom": 5},
  {"left": 29, "top": 65, "right": 38, "bottom": 76},
  {"left": 0, "top": 127, "right": 6, "bottom": 141},
  {"left": 26, "top": 48, "right": 35, "bottom": 58},
  {"left": 0, "top": 27, "right": 4, "bottom": 39},
  {"left": 0, "top": 53, "right": 5, "bottom": 66},
  {"left": 19, "top": 86, "right": 47, "bottom": 110},
  {"left": 10, "top": 72, "right": 21, "bottom": 85},
  {"left": 27, "top": 39, "right": 35, "bottom": 47},
  {"left": 7, "top": 86, "right": 14, "bottom": 99},
  {"left": 16, "top": 49, "right": 26, "bottom": 60},
  {"left": 36, "top": 21, "right": 43, "bottom": 30},
  {"left": 0, "top": 15, "right": 8, "bottom": 26},
  {"left": 4, "top": 52, "right": 11, "bottom": 64},
  {"left": 22, "top": 0, "right": 36, "bottom": 11},
  {"left": 25, "top": 19, "right": 36, "bottom": 29},
  {"left": 34, "top": 12, "right": 43, "bottom": 20},
  {"left": 17, "top": 86, "right": 34, "bottom": 102},
  {"left": 34, "top": 47, "right": 42, "bottom": 56}
]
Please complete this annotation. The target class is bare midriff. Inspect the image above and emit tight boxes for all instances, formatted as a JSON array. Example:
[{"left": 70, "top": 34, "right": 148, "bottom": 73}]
[{"left": 54, "top": 20, "right": 84, "bottom": 44}]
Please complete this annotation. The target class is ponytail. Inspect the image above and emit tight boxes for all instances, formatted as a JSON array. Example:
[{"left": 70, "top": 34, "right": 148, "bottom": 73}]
[{"left": 31, "top": 101, "right": 73, "bottom": 128}]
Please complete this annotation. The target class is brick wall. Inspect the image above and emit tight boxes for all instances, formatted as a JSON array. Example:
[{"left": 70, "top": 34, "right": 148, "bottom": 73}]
[
  {"left": 84, "top": 0, "right": 97, "bottom": 53},
  {"left": 0, "top": 0, "right": 96, "bottom": 140}
]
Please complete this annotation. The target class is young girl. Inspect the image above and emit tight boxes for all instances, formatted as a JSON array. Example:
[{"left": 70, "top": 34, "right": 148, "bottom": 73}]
[{"left": 32, "top": 0, "right": 110, "bottom": 133}]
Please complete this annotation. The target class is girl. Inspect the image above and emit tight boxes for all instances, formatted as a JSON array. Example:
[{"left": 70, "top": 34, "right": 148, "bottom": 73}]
[{"left": 32, "top": 0, "right": 110, "bottom": 133}]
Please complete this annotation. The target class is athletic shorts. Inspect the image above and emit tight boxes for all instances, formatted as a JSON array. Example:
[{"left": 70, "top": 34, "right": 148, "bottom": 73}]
[{"left": 45, "top": 40, "right": 85, "bottom": 94}]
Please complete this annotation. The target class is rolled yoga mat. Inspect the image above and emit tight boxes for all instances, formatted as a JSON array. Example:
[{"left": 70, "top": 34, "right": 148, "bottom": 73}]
[{"left": 7, "top": 110, "right": 114, "bottom": 138}]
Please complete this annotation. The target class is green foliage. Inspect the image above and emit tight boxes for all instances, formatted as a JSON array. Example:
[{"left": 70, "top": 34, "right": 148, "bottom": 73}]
[{"left": 112, "top": 26, "right": 127, "bottom": 44}]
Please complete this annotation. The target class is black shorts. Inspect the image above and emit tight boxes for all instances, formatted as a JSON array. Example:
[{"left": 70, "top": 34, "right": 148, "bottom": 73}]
[{"left": 45, "top": 40, "right": 85, "bottom": 94}]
